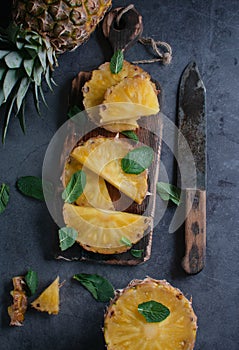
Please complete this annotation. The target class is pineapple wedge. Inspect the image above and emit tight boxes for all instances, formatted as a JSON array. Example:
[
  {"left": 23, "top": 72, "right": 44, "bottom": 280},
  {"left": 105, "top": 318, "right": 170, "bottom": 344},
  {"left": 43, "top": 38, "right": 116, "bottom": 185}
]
[
  {"left": 62, "top": 156, "right": 114, "bottom": 210},
  {"left": 71, "top": 137, "right": 148, "bottom": 205},
  {"left": 104, "top": 277, "right": 197, "bottom": 350},
  {"left": 31, "top": 277, "right": 60, "bottom": 315},
  {"left": 83, "top": 61, "right": 150, "bottom": 110},
  {"left": 63, "top": 203, "right": 152, "bottom": 254},
  {"left": 100, "top": 76, "right": 160, "bottom": 123},
  {"left": 83, "top": 61, "right": 150, "bottom": 132}
]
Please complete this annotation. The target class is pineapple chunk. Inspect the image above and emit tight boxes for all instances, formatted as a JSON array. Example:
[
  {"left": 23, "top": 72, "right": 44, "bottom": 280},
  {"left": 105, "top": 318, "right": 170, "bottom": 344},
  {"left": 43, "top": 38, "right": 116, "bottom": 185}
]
[
  {"left": 104, "top": 277, "right": 197, "bottom": 350},
  {"left": 62, "top": 156, "right": 114, "bottom": 210},
  {"left": 31, "top": 277, "right": 60, "bottom": 315},
  {"left": 100, "top": 76, "right": 160, "bottom": 123},
  {"left": 71, "top": 137, "right": 148, "bottom": 205},
  {"left": 63, "top": 203, "right": 151, "bottom": 254}
]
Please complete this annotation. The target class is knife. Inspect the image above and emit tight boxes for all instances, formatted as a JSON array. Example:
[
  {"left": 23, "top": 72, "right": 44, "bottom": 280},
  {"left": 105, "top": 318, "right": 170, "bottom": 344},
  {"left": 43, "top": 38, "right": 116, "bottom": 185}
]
[{"left": 178, "top": 61, "right": 207, "bottom": 274}]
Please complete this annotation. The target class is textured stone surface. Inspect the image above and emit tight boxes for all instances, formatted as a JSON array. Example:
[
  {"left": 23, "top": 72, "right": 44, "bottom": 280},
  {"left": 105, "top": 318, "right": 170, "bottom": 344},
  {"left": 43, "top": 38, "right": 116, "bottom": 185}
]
[{"left": 0, "top": 1, "right": 238, "bottom": 349}]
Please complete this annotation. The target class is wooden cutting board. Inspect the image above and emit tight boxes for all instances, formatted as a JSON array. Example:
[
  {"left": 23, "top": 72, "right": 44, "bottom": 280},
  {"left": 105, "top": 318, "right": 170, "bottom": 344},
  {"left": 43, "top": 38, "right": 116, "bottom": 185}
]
[{"left": 52, "top": 71, "right": 163, "bottom": 265}]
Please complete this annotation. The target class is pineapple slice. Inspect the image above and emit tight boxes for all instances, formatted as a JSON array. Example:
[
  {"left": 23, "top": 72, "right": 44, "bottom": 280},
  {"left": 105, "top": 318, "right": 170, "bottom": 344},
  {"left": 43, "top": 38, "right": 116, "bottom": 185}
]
[
  {"left": 71, "top": 137, "right": 148, "bottom": 205},
  {"left": 62, "top": 156, "right": 114, "bottom": 210},
  {"left": 83, "top": 61, "right": 150, "bottom": 132},
  {"left": 104, "top": 277, "right": 197, "bottom": 350},
  {"left": 83, "top": 61, "right": 150, "bottom": 110},
  {"left": 63, "top": 203, "right": 152, "bottom": 254},
  {"left": 31, "top": 277, "right": 60, "bottom": 315},
  {"left": 100, "top": 76, "right": 160, "bottom": 123}
]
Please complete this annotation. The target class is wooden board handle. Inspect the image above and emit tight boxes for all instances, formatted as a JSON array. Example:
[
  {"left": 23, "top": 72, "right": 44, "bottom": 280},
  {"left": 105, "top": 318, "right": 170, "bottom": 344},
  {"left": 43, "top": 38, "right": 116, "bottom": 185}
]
[{"left": 182, "top": 189, "right": 206, "bottom": 274}]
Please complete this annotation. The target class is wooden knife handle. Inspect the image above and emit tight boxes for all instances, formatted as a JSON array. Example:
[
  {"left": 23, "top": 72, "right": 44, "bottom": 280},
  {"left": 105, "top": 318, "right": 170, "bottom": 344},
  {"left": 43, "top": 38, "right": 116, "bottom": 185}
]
[{"left": 182, "top": 189, "right": 206, "bottom": 274}]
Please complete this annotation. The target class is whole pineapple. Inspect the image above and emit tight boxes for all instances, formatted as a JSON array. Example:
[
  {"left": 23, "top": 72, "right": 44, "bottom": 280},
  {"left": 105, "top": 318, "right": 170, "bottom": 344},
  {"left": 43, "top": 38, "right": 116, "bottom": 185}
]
[{"left": 0, "top": 0, "right": 111, "bottom": 142}]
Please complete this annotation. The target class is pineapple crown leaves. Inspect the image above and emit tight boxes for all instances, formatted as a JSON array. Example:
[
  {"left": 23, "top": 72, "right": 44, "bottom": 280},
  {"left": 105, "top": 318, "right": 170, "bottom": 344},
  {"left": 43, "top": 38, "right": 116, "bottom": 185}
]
[{"left": 0, "top": 23, "right": 58, "bottom": 143}]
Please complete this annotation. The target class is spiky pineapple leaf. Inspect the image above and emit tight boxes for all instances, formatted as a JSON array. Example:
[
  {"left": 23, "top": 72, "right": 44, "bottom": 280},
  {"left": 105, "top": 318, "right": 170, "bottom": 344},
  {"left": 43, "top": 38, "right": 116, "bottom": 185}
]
[
  {"left": 39, "top": 86, "right": 48, "bottom": 107},
  {"left": 5, "top": 51, "right": 23, "bottom": 68},
  {"left": 3, "top": 69, "right": 19, "bottom": 101},
  {"left": 3, "top": 95, "right": 17, "bottom": 143},
  {"left": 17, "top": 77, "right": 30, "bottom": 112},
  {"left": 23, "top": 58, "right": 35, "bottom": 77},
  {"left": 0, "top": 67, "right": 6, "bottom": 80},
  {"left": 0, "top": 90, "right": 4, "bottom": 105},
  {"left": 18, "top": 100, "right": 26, "bottom": 134},
  {"left": 34, "top": 83, "right": 40, "bottom": 115},
  {"left": 33, "top": 64, "right": 44, "bottom": 86}
]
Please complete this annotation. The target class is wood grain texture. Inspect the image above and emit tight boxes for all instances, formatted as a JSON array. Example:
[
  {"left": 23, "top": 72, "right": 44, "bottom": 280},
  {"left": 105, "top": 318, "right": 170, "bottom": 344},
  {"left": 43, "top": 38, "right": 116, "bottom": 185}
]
[
  {"left": 182, "top": 188, "right": 206, "bottom": 274},
  {"left": 54, "top": 71, "right": 163, "bottom": 265}
]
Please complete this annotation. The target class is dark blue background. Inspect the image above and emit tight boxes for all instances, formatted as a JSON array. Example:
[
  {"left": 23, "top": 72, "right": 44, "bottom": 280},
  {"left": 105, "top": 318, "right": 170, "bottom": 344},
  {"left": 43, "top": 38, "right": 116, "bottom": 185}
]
[{"left": 0, "top": 1, "right": 238, "bottom": 349}]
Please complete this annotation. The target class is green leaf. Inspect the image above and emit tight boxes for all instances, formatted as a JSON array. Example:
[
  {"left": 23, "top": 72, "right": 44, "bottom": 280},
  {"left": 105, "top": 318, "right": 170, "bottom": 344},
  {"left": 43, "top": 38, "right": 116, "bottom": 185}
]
[
  {"left": 131, "top": 249, "right": 143, "bottom": 258},
  {"left": 17, "top": 176, "right": 44, "bottom": 201},
  {"left": 4, "top": 51, "right": 23, "bottom": 68},
  {"left": 138, "top": 300, "right": 170, "bottom": 323},
  {"left": 18, "top": 100, "right": 26, "bottom": 134},
  {"left": 45, "top": 66, "right": 53, "bottom": 91},
  {"left": 25, "top": 269, "right": 38, "bottom": 296},
  {"left": 0, "top": 183, "right": 10, "bottom": 214},
  {"left": 67, "top": 105, "right": 82, "bottom": 119},
  {"left": 39, "top": 86, "right": 48, "bottom": 107},
  {"left": 121, "top": 130, "right": 139, "bottom": 142},
  {"left": 62, "top": 170, "right": 86, "bottom": 203},
  {"left": 73, "top": 273, "right": 114, "bottom": 302},
  {"left": 34, "top": 83, "right": 40, "bottom": 115},
  {"left": 110, "top": 50, "right": 124, "bottom": 74},
  {"left": 38, "top": 46, "right": 46, "bottom": 70},
  {"left": 156, "top": 182, "right": 181, "bottom": 206},
  {"left": 2, "top": 95, "right": 17, "bottom": 144},
  {"left": 23, "top": 58, "right": 35, "bottom": 77},
  {"left": 0, "top": 50, "right": 10, "bottom": 59},
  {"left": 16, "top": 77, "right": 30, "bottom": 112},
  {"left": 0, "top": 89, "right": 5, "bottom": 106},
  {"left": 58, "top": 227, "right": 78, "bottom": 251},
  {"left": 121, "top": 146, "right": 154, "bottom": 174},
  {"left": 3, "top": 69, "right": 19, "bottom": 102},
  {"left": 33, "top": 63, "right": 43, "bottom": 86},
  {"left": 120, "top": 236, "right": 132, "bottom": 247},
  {"left": 0, "top": 67, "right": 6, "bottom": 80}
]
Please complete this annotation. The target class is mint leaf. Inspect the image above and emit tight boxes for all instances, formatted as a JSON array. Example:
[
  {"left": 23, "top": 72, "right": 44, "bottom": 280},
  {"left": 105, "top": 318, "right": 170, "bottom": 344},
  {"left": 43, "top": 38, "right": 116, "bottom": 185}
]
[
  {"left": 121, "top": 130, "right": 139, "bottom": 142},
  {"left": 120, "top": 236, "right": 132, "bottom": 247},
  {"left": 58, "top": 227, "right": 78, "bottom": 251},
  {"left": 68, "top": 105, "right": 82, "bottom": 119},
  {"left": 156, "top": 182, "right": 181, "bottom": 206},
  {"left": 138, "top": 300, "right": 170, "bottom": 323},
  {"left": 131, "top": 249, "right": 143, "bottom": 258},
  {"left": 0, "top": 183, "right": 10, "bottom": 214},
  {"left": 110, "top": 50, "right": 124, "bottom": 74},
  {"left": 17, "top": 176, "right": 44, "bottom": 201},
  {"left": 121, "top": 146, "right": 154, "bottom": 174},
  {"left": 73, "top": 273, "right": 114, "bottom": 302},
  {"left": 62, "top": 170, "right": 86, "bottom": 203},
  {"left": 25, "top": 269, "right": 38, "bottom": 296}
]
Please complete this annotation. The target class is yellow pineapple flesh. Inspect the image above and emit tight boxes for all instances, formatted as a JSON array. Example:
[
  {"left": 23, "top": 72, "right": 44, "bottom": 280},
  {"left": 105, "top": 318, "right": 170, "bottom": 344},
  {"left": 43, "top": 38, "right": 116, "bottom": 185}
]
[
  {"left": 63, "top": 203, "right": 152, "bottom": 254},
  {"left": 83, "top": 61, "right": 150, "bottom": 131},
  {"left": 100, "top": 76, "right": 160, "bottom": 123},
  {"left": 71, "top": 137, "right": 148, "bottom": 205},
  {"left": 31, "top": 277, "right": 60, "bottom": 315},
  {"left": 104, "top": 277, "right": 197, "bottom": 350},
  {"left": 62, "top": 156, "right": 114, "bottom": 210}
]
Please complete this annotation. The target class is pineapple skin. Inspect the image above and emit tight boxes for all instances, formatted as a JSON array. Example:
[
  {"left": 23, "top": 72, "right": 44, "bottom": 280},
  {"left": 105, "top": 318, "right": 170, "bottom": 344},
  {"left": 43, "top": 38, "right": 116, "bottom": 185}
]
[
  {"left": 12, "top": 0, "right": 112, "bottom": 54},
  {"left": 104, "top": 277, "right": 197, "bottom": 350}
]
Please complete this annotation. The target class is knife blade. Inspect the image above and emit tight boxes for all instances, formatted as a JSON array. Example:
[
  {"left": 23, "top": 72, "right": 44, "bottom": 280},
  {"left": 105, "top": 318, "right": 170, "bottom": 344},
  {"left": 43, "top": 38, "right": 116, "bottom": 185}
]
[{"left": 178, "top": 61, "right": 207, "bottom": 274}]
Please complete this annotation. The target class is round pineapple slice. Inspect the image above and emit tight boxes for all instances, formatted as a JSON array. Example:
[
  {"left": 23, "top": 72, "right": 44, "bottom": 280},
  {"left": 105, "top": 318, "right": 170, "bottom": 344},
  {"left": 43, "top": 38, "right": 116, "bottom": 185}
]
[
  {"left": 100, "top": 76, "right": 160, "bottom": 123},
  {"left": 62, "top": 156, "right": 114, "bottom": 210},
  {"left": 63, "top": 203, "right": 152, "bottom": 254},
  {"left": 71, "top": 136, "right": 148, "bottom": 205},
  {"left": 104, "top": 277, "right": 197, "bottom": 350},
  {"left": 83, "top": 61, "right": 150, "bottom": 131}
]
